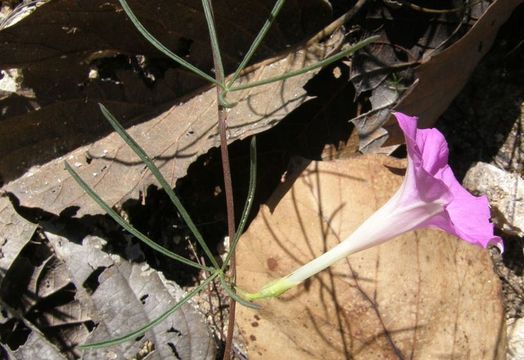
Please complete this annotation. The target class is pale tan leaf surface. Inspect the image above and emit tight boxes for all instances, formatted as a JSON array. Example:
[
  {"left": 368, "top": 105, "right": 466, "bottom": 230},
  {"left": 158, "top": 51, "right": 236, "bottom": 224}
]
[
  {"left": 237, "top": 155, "right": 505, "bottom": 359},
  {"left": 3, "top": 33, "right": 343, "bottom": 216}
]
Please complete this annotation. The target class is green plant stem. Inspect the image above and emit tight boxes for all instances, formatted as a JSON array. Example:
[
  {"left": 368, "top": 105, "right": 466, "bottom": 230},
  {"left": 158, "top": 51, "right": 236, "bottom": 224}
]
[
  {"left": 229, "top": 35, "right": 380, "bottom": 92},
  {"left": 202, "top": 0, "right": 225, "bottom": 79},
  {"left": 79, "top": 271, "right": 220, "bottom": 349},
  {"left": 226, "top": 0, "right": 287, "bottom": 88},
  {"left": 219, "top": 276, "right": 260, "bottom": 309},
  {"left": 98, "top": 104, "right": 221, "bottom": 271}
]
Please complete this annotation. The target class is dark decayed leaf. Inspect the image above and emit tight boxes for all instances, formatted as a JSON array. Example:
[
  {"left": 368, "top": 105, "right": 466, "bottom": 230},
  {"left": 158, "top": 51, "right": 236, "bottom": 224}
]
[
  {"left": 44, "top": 232, "right": 216, "bottom": 359},
  {"left": 350, "top": 0, "right": 522, "bottom": 152},
  {"left": 390, "top": 0, "right": 523, "bottom": 141}
]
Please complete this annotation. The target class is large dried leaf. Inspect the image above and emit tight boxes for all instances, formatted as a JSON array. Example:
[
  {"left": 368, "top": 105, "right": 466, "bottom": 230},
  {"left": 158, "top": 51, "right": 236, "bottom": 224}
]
[
  {"left": 0, "top": 218, "right": 92, "bottom": 357},
  {"left": 351, "top": 0, "right": 522, "bottom": 152},
  {"left": 3, "top": 30, "right": 343, "bottom": 216},
  {"left": 44, "top": 233, "right": 215, "bottom": 359},
  {"left": 237, "top": 155, "right": 505, "bottom": 359},
  {"left": 0, "top": 207, "right": 214, "bottom": 358},
  {"left": 0, "top": 0, "right": 332, "bottom": 183},
  {"left": 0, "top": 0, "right": 330, "bottom": 74},
  {"left": 389, "top": 0, "right": 523, "bottom": 139},
  {"left": 7, "top": 330, "right": 67, "bottom": 360}
]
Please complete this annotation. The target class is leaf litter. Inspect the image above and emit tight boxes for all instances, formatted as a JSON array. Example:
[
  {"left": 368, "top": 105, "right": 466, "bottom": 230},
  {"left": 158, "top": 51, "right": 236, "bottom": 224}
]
[
  {"left": 0, "top": 0, "right": 332, "bottom": 183},
  {"left": 0, "top": 0, "right": 522, "bottom": 358}
]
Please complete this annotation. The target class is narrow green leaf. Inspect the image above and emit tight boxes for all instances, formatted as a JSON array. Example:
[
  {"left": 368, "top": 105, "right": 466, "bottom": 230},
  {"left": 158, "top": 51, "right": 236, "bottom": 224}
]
[
  {"left": 118, "top": 0, "right": 220, "bottom": 86},
  {"left": 64, "top": 162, "right": 208, "bottom": 271},
  {"left": 98, "top": 104, "right": 221, "bottom": 270},
  {"left": 227, "top": 0, "right": 287, "bottom": 88},
  {"left": 201, "top": 0, "right": 225, "bottom": 81},
  {"left": 229, "top": 35, "right": 380, "bottom": 92},
  {"left": 223, "top": 136, "right": 257, "bottom": 269},
  {"left": 79, "top": 272, "right": 219, "bottom": 350}
]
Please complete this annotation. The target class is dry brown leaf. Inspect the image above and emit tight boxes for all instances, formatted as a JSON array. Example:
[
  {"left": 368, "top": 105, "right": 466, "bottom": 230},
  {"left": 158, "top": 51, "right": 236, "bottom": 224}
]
[
  {"left": 0, "top": 0, "right": 332, "bottom": 183},
  {"left": 237, "top": 155, "right": 505, "bottom": 359},
  {"left": 352, "top": 0, "right": 523, "bottom": 152},
  {"left": 3, "top": 32, "right": 343, "bottom": 216},
  {"left": 390, "top": 0, "right": 523, "bottom": 137}
]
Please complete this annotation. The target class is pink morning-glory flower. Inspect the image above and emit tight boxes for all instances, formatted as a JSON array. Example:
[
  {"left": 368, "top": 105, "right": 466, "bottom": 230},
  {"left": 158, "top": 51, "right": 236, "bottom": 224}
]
[{"left": 243, "top": 112, "right": 503, "bottom": 300}]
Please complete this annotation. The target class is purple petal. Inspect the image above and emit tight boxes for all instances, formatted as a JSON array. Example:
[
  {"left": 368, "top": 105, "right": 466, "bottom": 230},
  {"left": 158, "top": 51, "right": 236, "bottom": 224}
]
[
  {"left": 393, "top": 112, "right": 503, "bottom": 250},
  {"left": 416, "top": 128, "right": 449, "bottom": 176},
  {"left": 394, "top": 112, "right": 449, "bottom": 175},
  {"left": 440, "top": 166, "right": 504, "bottom": 249},
  {"left": 394, "top": 112, "right": 420, "bottom": 165},
  {"left": 394, "top": 112, "right": 451, "bottom": 203}
]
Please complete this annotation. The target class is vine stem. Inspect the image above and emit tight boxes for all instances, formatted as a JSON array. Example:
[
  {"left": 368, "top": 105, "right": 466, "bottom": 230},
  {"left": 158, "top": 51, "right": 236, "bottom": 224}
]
[
  {"left": 219, "top": 100, "right": 237, "bottom": 360},
  {"left": 201, "top": 1, "right": 237, "bottom": 358}
]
